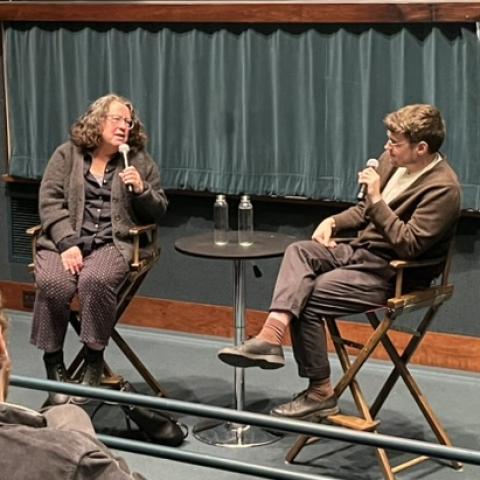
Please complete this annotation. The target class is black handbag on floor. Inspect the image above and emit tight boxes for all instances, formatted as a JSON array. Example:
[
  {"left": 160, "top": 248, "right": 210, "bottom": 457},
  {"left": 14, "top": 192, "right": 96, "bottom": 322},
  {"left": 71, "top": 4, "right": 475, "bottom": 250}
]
[
  {"left": 121, "top": 401, "right": 187, "bottom": 447},
  {"left": 89, "top": 382, "right": 187, "bottom": 447}
]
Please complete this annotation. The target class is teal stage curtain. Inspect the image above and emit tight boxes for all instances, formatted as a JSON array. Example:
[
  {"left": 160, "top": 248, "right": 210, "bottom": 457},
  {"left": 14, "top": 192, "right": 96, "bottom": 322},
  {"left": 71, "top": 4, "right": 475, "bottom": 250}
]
[{"left": 4, "top": 23, "right": 480, "bottom": 206}]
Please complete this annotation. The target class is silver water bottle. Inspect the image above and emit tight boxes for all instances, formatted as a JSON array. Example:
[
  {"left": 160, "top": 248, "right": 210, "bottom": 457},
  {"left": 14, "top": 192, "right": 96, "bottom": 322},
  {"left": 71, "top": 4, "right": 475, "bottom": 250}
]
[
  {"left": 213, "top": 194, "right": 229, "bottom": 245},
  {"left": 238, "top": 195, "right": 253, "bottom": 246}
]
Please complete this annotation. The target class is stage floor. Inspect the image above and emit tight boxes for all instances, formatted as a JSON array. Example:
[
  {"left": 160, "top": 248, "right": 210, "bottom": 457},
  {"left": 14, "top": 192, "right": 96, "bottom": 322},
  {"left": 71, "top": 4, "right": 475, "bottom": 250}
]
[{"left": 6, "top": 309, "right": 480, "bottom": 480}]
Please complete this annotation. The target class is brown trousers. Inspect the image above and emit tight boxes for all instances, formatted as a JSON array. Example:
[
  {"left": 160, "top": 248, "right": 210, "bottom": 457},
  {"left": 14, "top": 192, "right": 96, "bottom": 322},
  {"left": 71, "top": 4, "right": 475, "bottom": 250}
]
[
  {"left": 270, "top": 240, "right": 395, "bottom": 380},
  {"left": 30, "top": 244, "right": 129, "bottom": 352}
]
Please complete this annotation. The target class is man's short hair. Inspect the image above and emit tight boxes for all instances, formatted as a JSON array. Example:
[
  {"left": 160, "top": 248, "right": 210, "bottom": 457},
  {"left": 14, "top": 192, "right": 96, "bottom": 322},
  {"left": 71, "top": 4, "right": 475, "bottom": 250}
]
[{"left": 384, "top": 104, "right": 446, "bottom": 153}]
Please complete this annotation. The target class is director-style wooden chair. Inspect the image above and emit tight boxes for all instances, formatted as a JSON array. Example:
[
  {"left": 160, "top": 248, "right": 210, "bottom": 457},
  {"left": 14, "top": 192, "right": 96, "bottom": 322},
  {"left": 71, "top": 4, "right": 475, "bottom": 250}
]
[
  {"left": 286, "top": 242, "right": 461, "bottom": 479},
  {"left": 27, "top": 224, "right": 167, "bottom": 397}
]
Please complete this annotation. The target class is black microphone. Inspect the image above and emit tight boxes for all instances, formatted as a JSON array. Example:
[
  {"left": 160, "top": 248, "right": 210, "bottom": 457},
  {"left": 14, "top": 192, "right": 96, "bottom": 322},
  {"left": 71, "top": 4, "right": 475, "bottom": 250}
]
[
  {"left": 356, "top": 158, "right": 379, "bottom": 201},
  {"left": 119, "top": 143, "right": 133, "bottom": 193}
]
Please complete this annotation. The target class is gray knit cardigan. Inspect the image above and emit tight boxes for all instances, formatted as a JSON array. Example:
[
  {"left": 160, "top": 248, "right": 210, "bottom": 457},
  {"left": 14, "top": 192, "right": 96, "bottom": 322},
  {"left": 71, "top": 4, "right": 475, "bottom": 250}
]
[{"left": 36, "top": 141, "right": 168, "bottom": 263}]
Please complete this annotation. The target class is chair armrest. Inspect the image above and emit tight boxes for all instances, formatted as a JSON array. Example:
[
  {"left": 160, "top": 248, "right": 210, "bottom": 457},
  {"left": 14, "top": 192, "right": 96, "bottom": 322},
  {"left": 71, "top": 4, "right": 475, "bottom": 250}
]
[
  {"left": 128, "top": 224, "right": 159, "bottom": 269},
  {"left": 389, "top": 257, "right": 445, "bottom": 299},
  {"left": 25, "top": 224, "right": 159, "bottom": 271},
  {"left": 389, "top": 257, "right": 444, "bottom": 270},
  {"left": 387, "top": 254, "right": 453, "bottom": 315},
  {"left": 26, "top": 225, "right": 43, "bottom": 271},
  {"left": 26, "top": 225, "right": 42, "bottom": 237},
  {"left": 128, "top": 224, "right": 157, "bottom": 236},
  {"left": 387, "top": 283, "right": 454, "bottom": 314}
]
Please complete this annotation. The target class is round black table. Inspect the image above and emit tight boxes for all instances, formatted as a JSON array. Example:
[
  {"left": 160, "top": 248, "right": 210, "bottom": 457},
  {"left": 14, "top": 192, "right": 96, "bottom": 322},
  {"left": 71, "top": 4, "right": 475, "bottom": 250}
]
[{"left": 174, "top": 230, "right": 297, "bottom": 447}]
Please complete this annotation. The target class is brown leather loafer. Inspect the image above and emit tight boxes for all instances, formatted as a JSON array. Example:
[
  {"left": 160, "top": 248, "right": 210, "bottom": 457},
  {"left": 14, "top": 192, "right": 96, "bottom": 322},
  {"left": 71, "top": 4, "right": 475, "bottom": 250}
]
[
  {"left": 271, "top": 391, "right": 339, "bottom": 420},
  {"left": 217, "top": 337, "right": 285, "bottom": 369}
]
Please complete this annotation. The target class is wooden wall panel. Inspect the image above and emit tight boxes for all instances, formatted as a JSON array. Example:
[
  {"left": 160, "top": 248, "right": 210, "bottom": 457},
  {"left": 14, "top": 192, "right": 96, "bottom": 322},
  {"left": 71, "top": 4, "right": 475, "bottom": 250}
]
[
  {"left": 2, "top": 280, "right": 479, "bottom": 373},
  {"left": 0, "top": 2, "right": 479, "bottom": 24}
]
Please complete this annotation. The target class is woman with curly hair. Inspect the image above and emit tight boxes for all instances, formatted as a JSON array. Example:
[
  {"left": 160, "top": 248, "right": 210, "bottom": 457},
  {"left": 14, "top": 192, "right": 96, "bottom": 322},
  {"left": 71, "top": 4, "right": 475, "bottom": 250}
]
[{"left": 30, "top": 94, "right": 168, "bottom": 405}]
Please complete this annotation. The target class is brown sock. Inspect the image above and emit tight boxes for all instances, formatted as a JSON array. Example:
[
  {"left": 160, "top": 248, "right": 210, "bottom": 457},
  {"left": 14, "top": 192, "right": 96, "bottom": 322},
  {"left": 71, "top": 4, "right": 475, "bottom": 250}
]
[
  {"left": 256, "top": 318, "right": 287, "bottom": 345},
  {"left": 307, "top": 377, "right": 334, "bottom": 401}
]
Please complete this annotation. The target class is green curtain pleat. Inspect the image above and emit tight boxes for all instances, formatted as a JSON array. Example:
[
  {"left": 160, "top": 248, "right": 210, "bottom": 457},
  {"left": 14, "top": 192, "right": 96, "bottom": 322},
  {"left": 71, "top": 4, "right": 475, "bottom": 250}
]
[{"left": 5, "top": 23, "right": 480, "bottom": 207}]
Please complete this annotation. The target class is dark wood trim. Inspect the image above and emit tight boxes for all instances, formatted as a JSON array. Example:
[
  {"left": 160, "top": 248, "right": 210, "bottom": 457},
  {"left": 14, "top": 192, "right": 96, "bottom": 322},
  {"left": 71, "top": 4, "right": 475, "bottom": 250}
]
[
  {"left": 2, "top": 280, "right": 480, "bottom": 373},
  {"left": 3, "top": 178, "right": 479, "bottom": 218},
  {"left": 0, "top": 2, "right": 479, "bottom": 24},
  {"left": 1, "top": 174, "right": 39, "bottom": 184}
]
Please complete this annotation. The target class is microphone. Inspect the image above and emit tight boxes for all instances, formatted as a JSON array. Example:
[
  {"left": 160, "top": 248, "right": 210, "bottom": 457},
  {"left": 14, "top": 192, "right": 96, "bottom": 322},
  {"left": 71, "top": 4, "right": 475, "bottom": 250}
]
[
  {"left": 119, "top": 143, "right": 133, "bottom": 193},
  {"left": 356, "top": 158, "right": 379, "bottom": 201}
]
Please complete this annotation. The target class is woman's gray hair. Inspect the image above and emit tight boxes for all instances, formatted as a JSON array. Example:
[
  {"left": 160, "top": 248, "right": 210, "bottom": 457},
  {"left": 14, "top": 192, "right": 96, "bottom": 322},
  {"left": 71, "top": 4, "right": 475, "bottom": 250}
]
[{"left": 70, "top": 94, "right": 147, "bottom": 153}]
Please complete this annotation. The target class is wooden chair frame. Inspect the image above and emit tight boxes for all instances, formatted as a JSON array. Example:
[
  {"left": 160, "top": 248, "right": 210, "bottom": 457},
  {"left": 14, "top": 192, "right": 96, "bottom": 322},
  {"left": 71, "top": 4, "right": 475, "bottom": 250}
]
[
  {"left": 286, "top": 243, "right": 462, "bottom": 479},
  {"left": 27, "top": 224, "right": 167, "bottom": 397}
]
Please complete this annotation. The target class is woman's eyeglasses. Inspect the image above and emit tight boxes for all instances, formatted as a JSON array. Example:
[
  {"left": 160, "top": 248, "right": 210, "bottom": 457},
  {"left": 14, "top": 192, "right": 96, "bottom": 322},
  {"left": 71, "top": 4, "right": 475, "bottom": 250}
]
[{"left": 105, "top": 114, "right": 134, "bottom": 130}]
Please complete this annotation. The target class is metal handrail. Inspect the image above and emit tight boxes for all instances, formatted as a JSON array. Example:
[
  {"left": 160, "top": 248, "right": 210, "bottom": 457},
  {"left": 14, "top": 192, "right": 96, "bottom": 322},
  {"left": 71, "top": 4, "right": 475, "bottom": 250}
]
[
  {"left": 10, "top": 375, "right": 480, "bottom": 469},
  {"left": 99, "top": 435, "right": 335, "bottom": 480}
]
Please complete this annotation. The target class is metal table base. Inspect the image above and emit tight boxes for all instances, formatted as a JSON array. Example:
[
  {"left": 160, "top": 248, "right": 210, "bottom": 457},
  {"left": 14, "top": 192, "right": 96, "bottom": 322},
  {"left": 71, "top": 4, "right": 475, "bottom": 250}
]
[
  {"left": 193, "top": 420, "right": 281, "bottom": 447},
  {"left": 174, "top": 232, "right": 297, "bottom": 448},
  {"left": 194, "top": 259, "right": 281, "bottom": 447}
]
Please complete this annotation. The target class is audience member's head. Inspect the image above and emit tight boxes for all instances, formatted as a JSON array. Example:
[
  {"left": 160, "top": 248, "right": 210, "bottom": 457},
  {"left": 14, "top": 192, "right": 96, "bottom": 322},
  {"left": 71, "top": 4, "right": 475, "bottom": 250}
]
[
  {"left": 384, "top": 104, "right": 446, "bottom": 153},
  {"left": 0, "top": 291, "right": 11, "bottom": 402}
]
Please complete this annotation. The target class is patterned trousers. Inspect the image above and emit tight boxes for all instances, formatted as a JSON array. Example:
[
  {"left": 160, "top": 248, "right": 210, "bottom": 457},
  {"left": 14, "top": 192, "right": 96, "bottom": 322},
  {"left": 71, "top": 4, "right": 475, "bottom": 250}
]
[{"left": 30, "top": 244, "right": 129, "bottom": 352}]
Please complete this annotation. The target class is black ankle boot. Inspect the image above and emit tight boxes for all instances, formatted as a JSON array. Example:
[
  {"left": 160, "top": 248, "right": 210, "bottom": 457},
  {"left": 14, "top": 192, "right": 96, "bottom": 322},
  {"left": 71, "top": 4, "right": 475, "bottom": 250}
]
[
  {"left": 43, "top": 352, "right": 70, "bottom": 405},
  {"left": 81, "top": 356, "right": 104, "bottom": 387},
  {"left": 72, "top": 348, "right": 104, "bottom": 404}
]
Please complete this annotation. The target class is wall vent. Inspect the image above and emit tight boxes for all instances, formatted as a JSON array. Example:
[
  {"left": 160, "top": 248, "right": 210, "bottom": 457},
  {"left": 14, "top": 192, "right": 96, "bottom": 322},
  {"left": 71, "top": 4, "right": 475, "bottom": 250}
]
[{"left": 9, "top": 192, "right": 40, "bottom": 263}]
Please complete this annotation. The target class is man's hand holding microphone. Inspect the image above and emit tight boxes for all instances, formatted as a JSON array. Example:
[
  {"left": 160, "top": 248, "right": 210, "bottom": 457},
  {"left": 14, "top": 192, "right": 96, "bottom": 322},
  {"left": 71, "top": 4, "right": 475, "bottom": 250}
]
[
  {"left": 312, "top": 158, "right": 380, "bottom": 247},
  {"left": 357, "top": 158, "right": 380, "bottom": 203}
]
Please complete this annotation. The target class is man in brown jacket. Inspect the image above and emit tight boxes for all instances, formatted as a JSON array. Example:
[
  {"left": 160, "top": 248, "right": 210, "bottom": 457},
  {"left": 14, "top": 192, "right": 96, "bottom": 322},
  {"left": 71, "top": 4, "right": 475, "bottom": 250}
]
[
  {"left": 218, "top": 104, "right": 461, "bottom": 420},
  {"left": 0, "top": 294, "right": 147, "bottom": 480}
]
